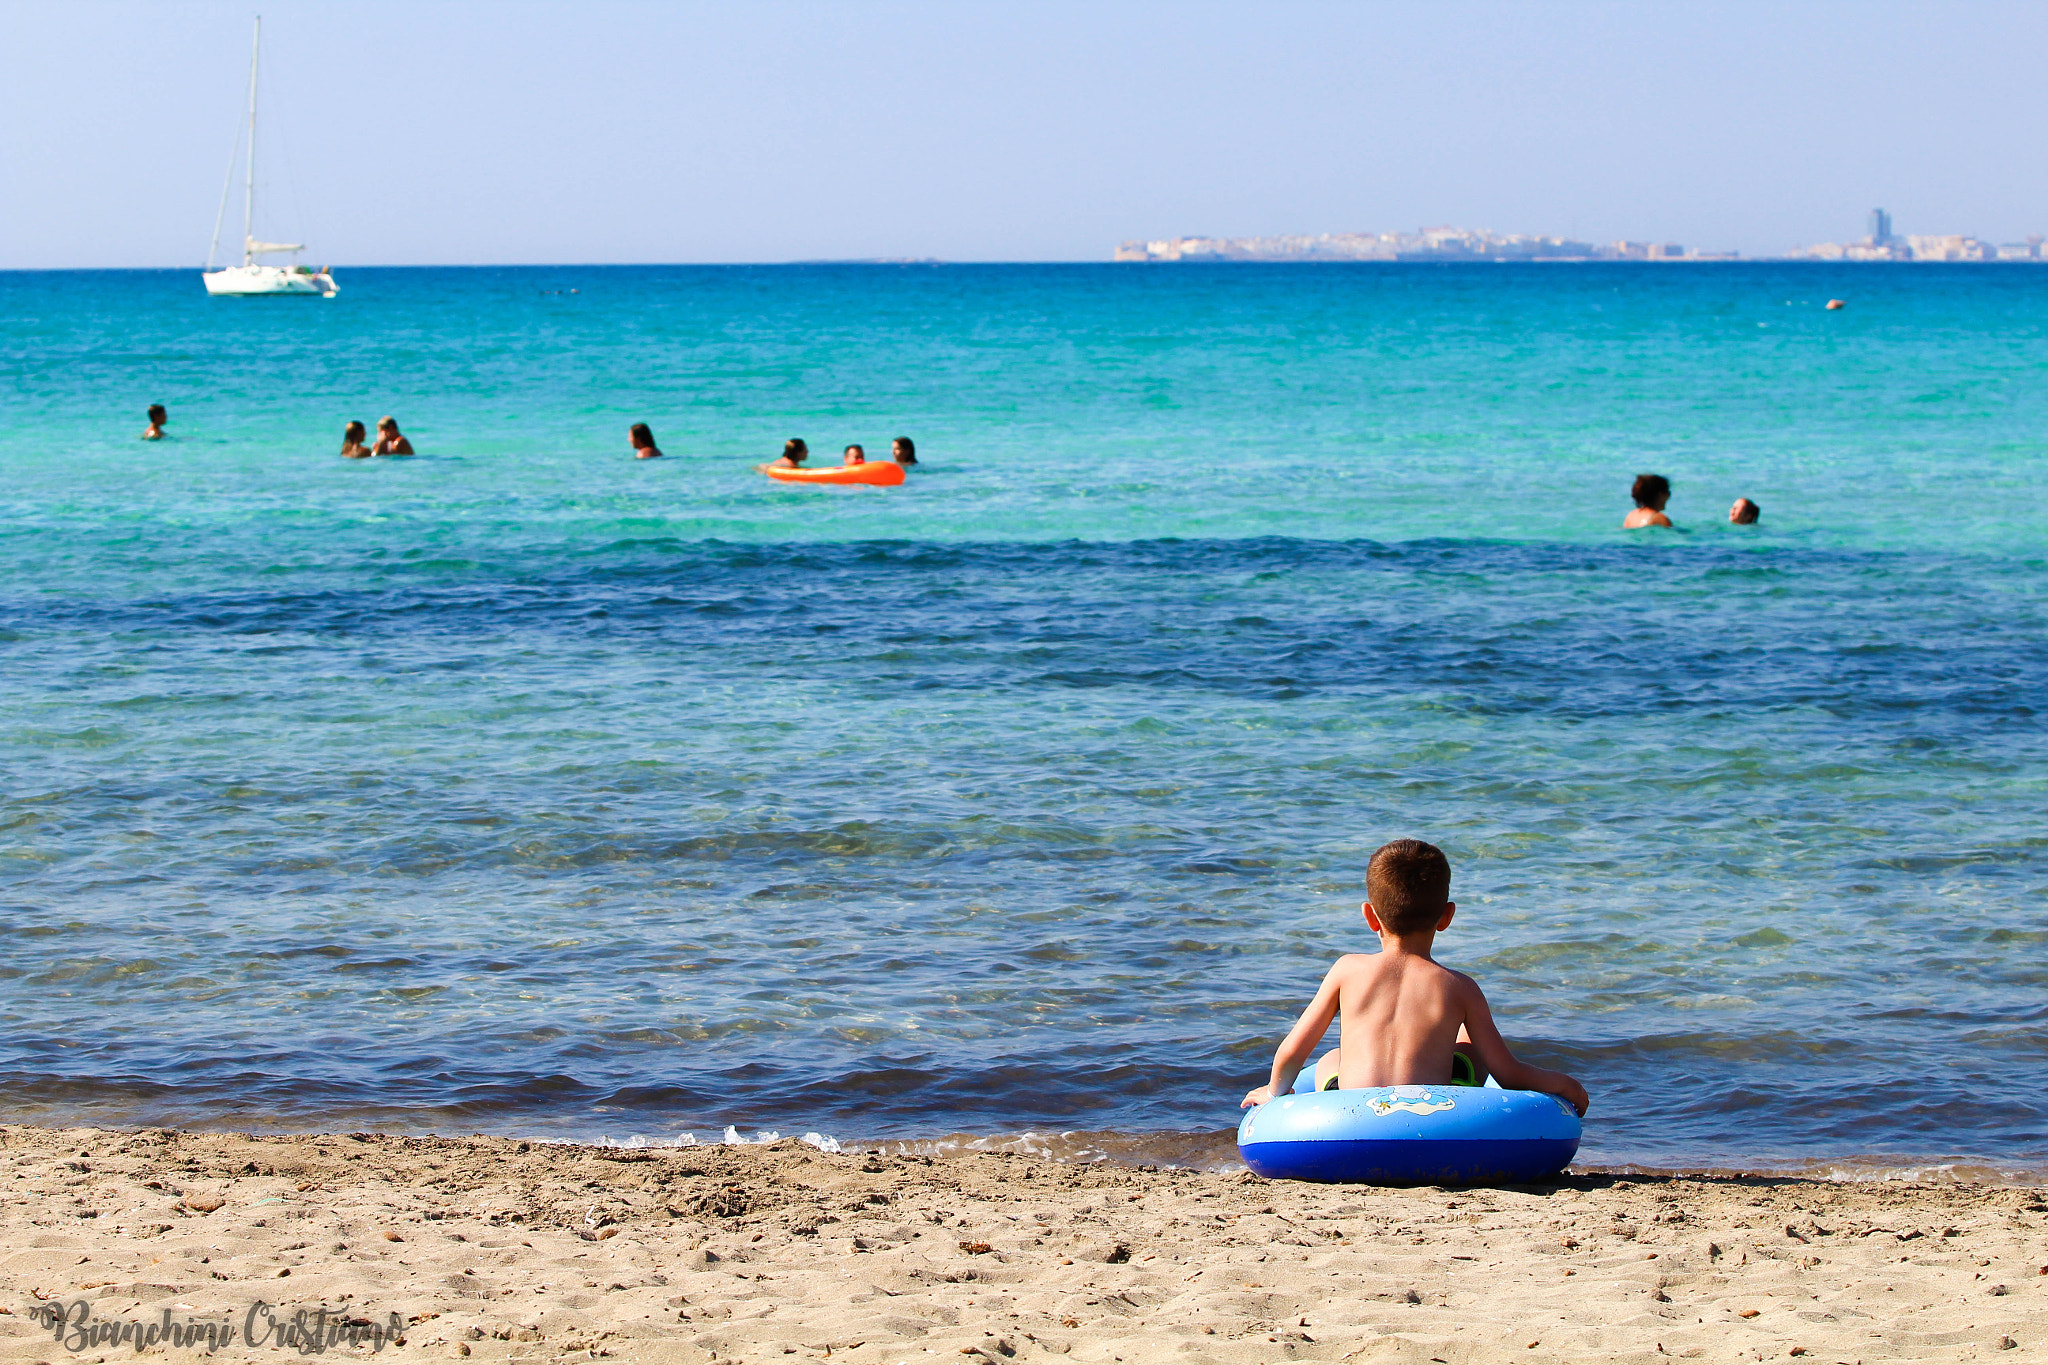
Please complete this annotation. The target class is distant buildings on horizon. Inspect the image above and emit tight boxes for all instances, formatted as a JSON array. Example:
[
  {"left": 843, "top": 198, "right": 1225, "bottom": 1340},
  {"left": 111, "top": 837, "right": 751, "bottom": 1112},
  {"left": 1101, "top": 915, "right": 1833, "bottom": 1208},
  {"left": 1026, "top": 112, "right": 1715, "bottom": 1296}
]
[
  {"left": 1114, "top": 213, "right": 2048, "bottom": 263},
  {"left": 1113, "top": 227, "right": 1731, "bottom": 263},
  {"left": 1789, "top": 208, "right": 2045, "bottom": 262}
]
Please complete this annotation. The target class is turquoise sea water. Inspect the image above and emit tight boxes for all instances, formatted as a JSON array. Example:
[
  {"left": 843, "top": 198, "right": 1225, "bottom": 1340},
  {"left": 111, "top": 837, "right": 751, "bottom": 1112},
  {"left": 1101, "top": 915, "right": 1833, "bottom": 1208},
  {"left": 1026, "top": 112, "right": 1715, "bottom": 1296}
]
[{"left": 2, "top": 263, "right": 2045, "bottom": 1174}]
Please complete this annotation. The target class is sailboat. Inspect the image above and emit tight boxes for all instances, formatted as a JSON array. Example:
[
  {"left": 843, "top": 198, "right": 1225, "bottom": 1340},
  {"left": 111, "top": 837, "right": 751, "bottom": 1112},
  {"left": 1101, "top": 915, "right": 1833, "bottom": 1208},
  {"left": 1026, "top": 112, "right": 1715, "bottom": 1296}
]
[{"left": 202, "top": 17, "right": 337, "bottom": 297}]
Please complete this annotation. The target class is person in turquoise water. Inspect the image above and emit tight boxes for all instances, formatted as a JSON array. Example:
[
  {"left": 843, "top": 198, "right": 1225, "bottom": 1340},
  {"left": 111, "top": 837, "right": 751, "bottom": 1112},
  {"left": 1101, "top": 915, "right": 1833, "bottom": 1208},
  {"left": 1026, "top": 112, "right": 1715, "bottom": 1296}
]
[
  {"left": 1729, "top": 497, "right": 1760, "bottom": 524},
  {"left": 371, "top": 417, "right": 415, "bottom": 456},
  {"left": 758, "top": 438, "right": 809, "bottom": 471},
  {"left": 843, "top": 443, "right": 866, "bottom": 466},
  {"left": 340, "top": 421, "right": 372, "bottom": 459},
  {"left": 629, "top": 423, "right": 664, "bottom": 459},
  {"left": 891, "top": 436, "right": 917, "bottom": 466},
  {"left": 141, "top": 405, "right": 167, "bottom": 440},
  {"left": 1239, "top": 839, "right": 1589, "bottom": 1115},
  {"left": 1624, "top": 473, "right": 1672, "bottom": 528}
]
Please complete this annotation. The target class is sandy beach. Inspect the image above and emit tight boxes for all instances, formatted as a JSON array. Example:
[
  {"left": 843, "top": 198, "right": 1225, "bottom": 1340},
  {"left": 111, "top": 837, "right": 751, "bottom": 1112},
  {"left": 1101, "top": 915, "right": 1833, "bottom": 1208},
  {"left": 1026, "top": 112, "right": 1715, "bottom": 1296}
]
[{"left": 1, "top": 1126, "right": 2041, "bottom": 1364}]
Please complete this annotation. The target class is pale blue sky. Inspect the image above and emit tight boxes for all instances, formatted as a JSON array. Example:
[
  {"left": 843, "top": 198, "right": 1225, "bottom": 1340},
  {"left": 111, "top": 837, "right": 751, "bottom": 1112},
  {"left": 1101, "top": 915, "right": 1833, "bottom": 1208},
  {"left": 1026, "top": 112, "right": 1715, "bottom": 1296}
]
[{"left": 4, "top": 0, "right": 2045, "bottom": 266}]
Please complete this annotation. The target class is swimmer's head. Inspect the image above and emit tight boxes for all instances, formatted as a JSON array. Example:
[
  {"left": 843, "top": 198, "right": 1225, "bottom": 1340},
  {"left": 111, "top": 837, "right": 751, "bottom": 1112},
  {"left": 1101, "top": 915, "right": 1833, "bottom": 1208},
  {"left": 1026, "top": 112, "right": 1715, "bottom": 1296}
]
[
  {"left": 378, "top": 416, "right": 400, "bottom": 433},
  {"left": 343, "top": 420, "right": 367, "bottom": 444},
  {"left": 147, "top": 404, "right": 167, "bottom": 425},
  {"left": 844, "top": 444, "right": 865, "bottom": 464},
  {"left": 892, "top": 436, "right": 916, "bottom": 464},
  {"left": 784, "top": 438, "right": 808, "bottom": 463},
  {"left": 1729, "top": 497, "right": 1760, "bottom": 525},
  {"left": 629, "top": 422, "right": 655, "bottom": 450},
  {"left": 1631, "top": 473, "right": 1671, "bottom": 511},
  {"left": 1365, "top": 838, "right": 1453, "bottom": 937}
]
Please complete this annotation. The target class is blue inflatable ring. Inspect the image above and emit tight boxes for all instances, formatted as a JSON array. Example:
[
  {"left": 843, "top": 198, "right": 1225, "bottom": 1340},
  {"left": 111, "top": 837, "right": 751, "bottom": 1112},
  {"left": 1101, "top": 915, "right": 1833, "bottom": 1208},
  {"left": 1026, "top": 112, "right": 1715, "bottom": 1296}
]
[{"left": 1237, "top": 1077, "right": 1581, "bottom": 1185}]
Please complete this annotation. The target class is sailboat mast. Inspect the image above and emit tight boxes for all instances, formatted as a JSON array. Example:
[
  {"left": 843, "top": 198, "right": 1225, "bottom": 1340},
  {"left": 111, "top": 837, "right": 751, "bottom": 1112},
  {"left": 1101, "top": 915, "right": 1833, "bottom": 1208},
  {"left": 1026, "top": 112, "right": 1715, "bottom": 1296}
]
[{"left": 242, "top": 16, "right": 260, "bottom": 265}]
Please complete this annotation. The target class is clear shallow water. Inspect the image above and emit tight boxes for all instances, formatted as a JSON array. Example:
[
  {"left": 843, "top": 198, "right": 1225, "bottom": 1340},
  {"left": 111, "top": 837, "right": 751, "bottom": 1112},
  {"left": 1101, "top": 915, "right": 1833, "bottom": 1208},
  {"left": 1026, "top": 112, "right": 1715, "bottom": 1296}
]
[{"left": 2, "top": 264, "right": 2045, "bottom": 1174}]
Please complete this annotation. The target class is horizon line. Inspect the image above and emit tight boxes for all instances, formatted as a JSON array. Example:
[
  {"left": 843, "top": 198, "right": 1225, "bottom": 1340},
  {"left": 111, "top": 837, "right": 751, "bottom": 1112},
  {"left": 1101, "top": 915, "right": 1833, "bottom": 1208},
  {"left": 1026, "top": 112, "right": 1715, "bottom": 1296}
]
[{"left": 12, "top": 257, "right": 2045, "bottom": 273}]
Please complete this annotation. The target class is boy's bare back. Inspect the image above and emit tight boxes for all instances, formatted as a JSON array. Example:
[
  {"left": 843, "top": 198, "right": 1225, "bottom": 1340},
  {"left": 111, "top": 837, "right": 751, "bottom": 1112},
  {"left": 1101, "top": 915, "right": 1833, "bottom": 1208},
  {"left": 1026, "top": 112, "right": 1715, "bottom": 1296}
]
[
  {"left": 1326, "top": 948, "right": 1480, "bottom": 1088},
  {"left": 1240, "top": 839, "right": 1588, "bottom": 1115}
]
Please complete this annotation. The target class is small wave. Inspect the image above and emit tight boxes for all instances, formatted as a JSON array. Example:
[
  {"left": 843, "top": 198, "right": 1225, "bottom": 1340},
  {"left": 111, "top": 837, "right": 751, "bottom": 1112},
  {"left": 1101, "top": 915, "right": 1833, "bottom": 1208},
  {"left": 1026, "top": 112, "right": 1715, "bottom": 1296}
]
[
  {"left": 563, "top": 1125, "right": 1235, "bottom": 1169},
  {"left": 1577, "top": 1155, "right": 2048, "bottom": 1185},
  {"left": 588, "top": 1128, "right": 845, "bottom": 1154}
]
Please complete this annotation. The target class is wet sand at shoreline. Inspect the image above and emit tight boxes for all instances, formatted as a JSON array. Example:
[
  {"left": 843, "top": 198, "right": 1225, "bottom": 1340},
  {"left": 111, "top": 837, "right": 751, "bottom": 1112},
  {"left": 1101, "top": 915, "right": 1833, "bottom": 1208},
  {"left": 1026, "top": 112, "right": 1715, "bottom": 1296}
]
[{"left": 1, "top": 1125, "right": 2041, "bottom": 1364}]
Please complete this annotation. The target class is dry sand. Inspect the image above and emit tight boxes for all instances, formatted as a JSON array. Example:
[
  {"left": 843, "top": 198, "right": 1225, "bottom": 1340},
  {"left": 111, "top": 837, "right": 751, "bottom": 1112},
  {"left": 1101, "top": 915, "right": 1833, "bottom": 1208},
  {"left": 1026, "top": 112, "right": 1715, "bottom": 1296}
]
[{"left": 1, "top": 1125, "right": 2041, "bottom": 1364}]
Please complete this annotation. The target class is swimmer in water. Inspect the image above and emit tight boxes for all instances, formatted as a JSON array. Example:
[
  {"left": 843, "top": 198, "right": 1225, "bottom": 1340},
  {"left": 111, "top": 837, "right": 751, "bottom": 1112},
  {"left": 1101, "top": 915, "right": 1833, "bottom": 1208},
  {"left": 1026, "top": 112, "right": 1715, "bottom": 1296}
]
[
  {"left": 1623, "top": 474, "right": 1672, "bottom": 529},
  {"left": 758, "top": 438, "right": 809, "bottom": 472},
  {"left": 340, "top": 420, "right": 372, "bottom": 458},
  {"left": 142, "top": 405, "right": 168, "bottom": 440},
  {"left": 891, "top": 436, "right": 917, "bottom": 466},
  {"left": 372, "top": 417, "right": 415, "bottom": 456},
  {"left": 629, "top": 422, "right": 663, "bottom": 459},
  {"left": 1729, "top": 497, "right": 1760, "bottom": 525},
  {"left": 843, "top": 444, "right": 866, "bottom": 466}
]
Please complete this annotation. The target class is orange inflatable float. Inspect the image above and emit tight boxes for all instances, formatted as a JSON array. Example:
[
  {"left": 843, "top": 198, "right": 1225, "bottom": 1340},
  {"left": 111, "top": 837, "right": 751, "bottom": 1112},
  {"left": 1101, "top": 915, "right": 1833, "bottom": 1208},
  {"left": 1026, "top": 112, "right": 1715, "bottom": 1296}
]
[{"left": 763, "top": 462, "right": 905, "bottom": 487}]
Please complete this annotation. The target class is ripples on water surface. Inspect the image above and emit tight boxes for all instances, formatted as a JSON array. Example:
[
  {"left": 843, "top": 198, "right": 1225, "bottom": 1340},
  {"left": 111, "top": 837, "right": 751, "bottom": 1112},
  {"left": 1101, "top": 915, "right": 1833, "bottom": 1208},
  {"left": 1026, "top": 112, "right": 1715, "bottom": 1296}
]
[{"left": 1, "top": 264, "right": 2044, "bottom": 1174}]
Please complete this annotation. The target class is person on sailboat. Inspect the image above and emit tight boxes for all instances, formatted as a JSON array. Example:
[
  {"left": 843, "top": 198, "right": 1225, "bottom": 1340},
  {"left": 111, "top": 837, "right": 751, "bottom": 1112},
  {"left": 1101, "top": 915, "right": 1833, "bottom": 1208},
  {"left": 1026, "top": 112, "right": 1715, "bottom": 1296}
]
[
  {"left": 341, "top": 421, "right": 373, "bottom": 459},
  {"left": 142, "top": 405, "right": 168, "bottom": 440},
  {"left": 630, "top": 423, "right": 664, "bottom": 459},
  {"left": 372, "top": 417, "right": 415, "bottom": 456}
]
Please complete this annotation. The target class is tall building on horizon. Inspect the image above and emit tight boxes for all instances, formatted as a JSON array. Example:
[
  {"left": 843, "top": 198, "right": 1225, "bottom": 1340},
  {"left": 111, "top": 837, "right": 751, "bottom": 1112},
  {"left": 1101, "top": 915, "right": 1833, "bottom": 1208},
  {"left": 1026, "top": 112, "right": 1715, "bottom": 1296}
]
[{"left": 1868, "top": 208, "right": 1893, "bottom": 244}]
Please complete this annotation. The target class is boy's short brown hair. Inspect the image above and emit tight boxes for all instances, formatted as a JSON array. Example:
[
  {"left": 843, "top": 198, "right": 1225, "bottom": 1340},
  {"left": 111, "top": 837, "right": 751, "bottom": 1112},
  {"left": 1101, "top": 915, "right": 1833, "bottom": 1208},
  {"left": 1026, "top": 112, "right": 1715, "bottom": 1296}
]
[{"left": 1366, "top": 839, "right": 1453, "bottom": 935}]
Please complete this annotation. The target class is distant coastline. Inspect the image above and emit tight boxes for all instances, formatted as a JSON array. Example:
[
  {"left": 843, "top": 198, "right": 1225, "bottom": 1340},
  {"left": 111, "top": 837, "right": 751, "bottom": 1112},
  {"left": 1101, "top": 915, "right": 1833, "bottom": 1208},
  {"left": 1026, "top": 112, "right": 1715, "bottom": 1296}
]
[
  {"left": 1783, "top": 232, "right": 2046, "bottom": 262},
  {"left": 1115, "top": 220, "right": 2048, "bottom": 263},
  {"left": 1116, "top": 228, "right": 1733, "bottom": 263}
]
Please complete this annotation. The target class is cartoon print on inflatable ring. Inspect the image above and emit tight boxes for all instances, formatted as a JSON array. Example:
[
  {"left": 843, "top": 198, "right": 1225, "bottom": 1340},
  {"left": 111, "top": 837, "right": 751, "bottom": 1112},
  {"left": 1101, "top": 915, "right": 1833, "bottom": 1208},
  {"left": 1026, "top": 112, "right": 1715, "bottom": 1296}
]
[{"left": 1368, "top": 1086, "right": 1458, "bottom": 1117}]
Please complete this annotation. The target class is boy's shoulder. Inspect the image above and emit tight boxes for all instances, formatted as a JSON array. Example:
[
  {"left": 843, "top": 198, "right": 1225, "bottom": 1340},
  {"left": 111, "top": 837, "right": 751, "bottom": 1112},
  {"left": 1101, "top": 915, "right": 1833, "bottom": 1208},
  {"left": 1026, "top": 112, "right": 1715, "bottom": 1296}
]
[
  {"left": 1418, "top": 957, "right": 1482, "bottom": 989},
  {"left": 1331, "top": 951, "right": 1483, "bottom": 997},
  {"left": 1436, "top": 964, "right": 1495, "bottom": 1014}
]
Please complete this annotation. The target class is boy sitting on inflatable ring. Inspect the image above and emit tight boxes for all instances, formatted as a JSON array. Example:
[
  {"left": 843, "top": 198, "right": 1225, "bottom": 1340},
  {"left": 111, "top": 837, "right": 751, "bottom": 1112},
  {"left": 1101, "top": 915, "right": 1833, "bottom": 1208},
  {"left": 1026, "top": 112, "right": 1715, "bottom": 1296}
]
[{"left": 1241, "top": 839, "right": 1589, "bottom": 1116}]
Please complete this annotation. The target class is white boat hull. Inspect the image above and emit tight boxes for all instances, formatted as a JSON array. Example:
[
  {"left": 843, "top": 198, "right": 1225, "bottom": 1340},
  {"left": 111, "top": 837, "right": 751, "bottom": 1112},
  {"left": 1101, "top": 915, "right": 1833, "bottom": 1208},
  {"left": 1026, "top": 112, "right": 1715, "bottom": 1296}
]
[{"left": 202, "top": 264, "right": 338, "bottom": 297}]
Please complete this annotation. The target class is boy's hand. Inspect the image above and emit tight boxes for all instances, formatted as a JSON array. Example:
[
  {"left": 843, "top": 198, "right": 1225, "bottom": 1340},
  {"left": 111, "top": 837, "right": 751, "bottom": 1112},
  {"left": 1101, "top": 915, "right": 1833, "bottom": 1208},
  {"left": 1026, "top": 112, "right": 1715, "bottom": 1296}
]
[
  {"left": 1558, "top": 1076, "right": 1590, "bottom": 1117},
  {"left": 1240, "top": 1085, "right": 1275, "bottom": 1108}
]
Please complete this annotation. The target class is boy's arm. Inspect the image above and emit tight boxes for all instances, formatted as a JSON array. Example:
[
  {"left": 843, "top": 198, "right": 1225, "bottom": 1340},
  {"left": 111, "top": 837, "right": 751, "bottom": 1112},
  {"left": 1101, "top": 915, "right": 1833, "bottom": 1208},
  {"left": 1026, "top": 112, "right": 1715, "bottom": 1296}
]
[
  {"left": 1454, "top": 975, "right": 1589, "bottom": 1116},
  {"left": 1241, "top": 962, "right": 1344, "bottom": 1108}
]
